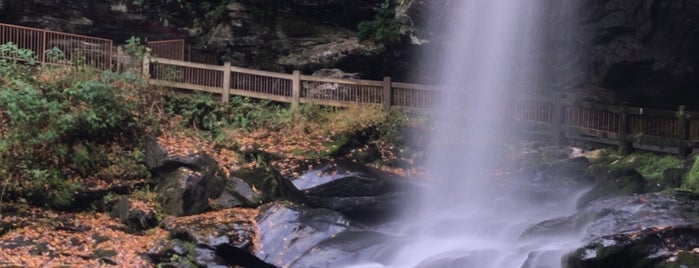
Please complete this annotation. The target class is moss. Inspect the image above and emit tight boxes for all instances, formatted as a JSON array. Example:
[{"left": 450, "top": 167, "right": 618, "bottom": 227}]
[
  {"left": 681, "top": 157, "right": 699, "bottom": 192},
  {"left": 656, "top": 251, "right": 699, "bottom": 268},
  {"left": 233, "top": 167, "right": 281, "bottom": 202},
  {"left": 608, "top": 152, "right": 682, "bottom": 183}
]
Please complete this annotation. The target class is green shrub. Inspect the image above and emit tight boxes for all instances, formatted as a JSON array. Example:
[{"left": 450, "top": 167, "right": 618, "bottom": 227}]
[
  {"left": 0, "top": 42, "right": 36, "bottom": 80},
  {"left": 357, "top": 0, "right": 401, "bottom": 44},
  {"left": 683, "top": 157, "right": 699, "bottom": 191},
  {"left": 164, "top": 93, "right": 285, "bottom": 136},
  {"left": 609, "top": 152, "right": 682, "bottom": 183},
  {"left": 0, "top": 67, "right": 149, "bottom": 208}
]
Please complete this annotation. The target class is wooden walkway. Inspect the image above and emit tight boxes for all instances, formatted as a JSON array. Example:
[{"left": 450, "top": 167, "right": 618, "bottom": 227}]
[{"left": 1, "top": 22, "right": 697, "bottom": 156}]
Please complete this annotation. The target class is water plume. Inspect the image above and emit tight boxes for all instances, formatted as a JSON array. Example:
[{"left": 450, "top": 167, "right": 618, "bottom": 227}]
[{"left": 364, "top": 1, "right": 586, "bottom": 267}]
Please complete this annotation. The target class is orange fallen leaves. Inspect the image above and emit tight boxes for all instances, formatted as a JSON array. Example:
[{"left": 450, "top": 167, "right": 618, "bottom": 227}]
[{"left": 0, "top": 209, "right": 167, "bottom": 267}]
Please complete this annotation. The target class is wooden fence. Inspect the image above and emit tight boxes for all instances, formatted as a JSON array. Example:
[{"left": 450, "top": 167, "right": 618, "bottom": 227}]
[
  {"left": 0, "top": 22, "right": 695, "bottom": 156},
  {"left": 142, "top": 56, "right": 699, "bottom": 156},
  {"left": 0, "top": 23, "right": 112, "bottom": 70},
  {"left": 146, "top": 39, "right": 218, "bottom": 64}
]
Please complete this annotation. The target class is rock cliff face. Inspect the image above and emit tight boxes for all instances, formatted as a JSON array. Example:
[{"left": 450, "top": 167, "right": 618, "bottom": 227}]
[
  {"left": 0, "top": 0, "right": 185, "bottom": 42},
  {"left": 579, "top": 0, "right": 699, "bottom": 108},
  {"left": 1, "top": 0, "right": 697, "bottom": 107}
]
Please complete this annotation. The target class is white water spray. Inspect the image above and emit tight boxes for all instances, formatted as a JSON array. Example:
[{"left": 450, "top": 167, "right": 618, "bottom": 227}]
[{"left": 356, "top": 1, "right": 585, "bottom": 267}]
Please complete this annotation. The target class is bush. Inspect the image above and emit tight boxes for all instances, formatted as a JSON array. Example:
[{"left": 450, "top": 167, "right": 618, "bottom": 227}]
[
  {"left": 357, "top": 0, "right": 401, "bottom": 44},
  {"left": 0, "top": 51, "right": 150, "bottom": 208},
  {"left": 609, "top": 152, "right": 682, "bottom": 183},
  {"left": 163, "top": 93, "right": 285, "bottom": 136},
  {"left": 683, "top": 157, "right": 699, "bottom": 192}
]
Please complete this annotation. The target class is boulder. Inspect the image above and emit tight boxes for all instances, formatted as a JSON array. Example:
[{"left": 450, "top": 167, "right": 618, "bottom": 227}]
[
  {"left": 153, "top": 152, "right": 227, "bottom": 216},
  {"left": 524, "top": 192, "right": 697, "bottom": 242},
  {"left": 215, "top": 176, "right": 262, "bottom": 209},
  {"left": 254, "top": 203, "right": 391, "bottom": 268},
  {"left": 232, "top": 166, "right": 304, "bottom": 204},
  {"left": 565, "top": 225, "right": 699, "bottom": 268},
  {"left": 149, "top": 208, "right": 266, "bottom": 267},
  {"left": 280, "top": 159, "right": 419, "bottom": 221},
  {"left": 109, "top": 196, "right": 159, "bottom": 233},
  {"left": 576, "top": 167, "right": 647, "bottom": 209}
]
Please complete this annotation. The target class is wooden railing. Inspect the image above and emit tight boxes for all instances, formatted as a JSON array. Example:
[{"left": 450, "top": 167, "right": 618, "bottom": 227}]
[
  {"left": 0, "top": 23, "right": 112, "bottom": 70},
  {"left": 146, "top": 39, "right": 218, "bottom": 64},
  {"left": 0, "top": 22, "right": 695, "bottom": 156},
  {"left": 147, "top": 39, "right": 185, "bottom": 61},
  {"left": 142, "top": 55, "right": 699, "bottom": 156}
]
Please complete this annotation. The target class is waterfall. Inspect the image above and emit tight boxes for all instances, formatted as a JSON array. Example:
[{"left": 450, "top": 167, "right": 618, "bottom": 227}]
[{"left": 355, "top": 1, "right": 585, "bottom": 267}]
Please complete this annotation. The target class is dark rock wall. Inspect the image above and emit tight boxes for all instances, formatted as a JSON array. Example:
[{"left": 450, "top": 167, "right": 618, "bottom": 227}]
[
  {"left": 0, "top": 0, "right": 184, "bottom": 42},
  {"left": 1, "top": 0, "right": 697, "bottom": 107},
  {"left": 580, "top": 0, "right": 699, "bottom": 108}
]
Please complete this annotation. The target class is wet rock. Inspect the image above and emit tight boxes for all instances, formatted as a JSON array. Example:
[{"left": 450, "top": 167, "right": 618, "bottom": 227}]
[
  {"left": 499, "top": 146, "right": 595, "bottom": 204},
  {"left": 255, "top": 203, "right": 389, "bottom": 268},
  {"left": 282, "top": 159, "right": 419, "bottom": 221},
  {"left": 151, "top": 208, "right": 260, "bottom": 267},
  {"left": 565, "top": 225, "right": 699, "bottom": 268},
  {"left": 153, "top": 152, "right": 227, "bottom": 216},
  {"left": 231, "top": 167, "right": 277, "bottom": 200},
  {"left": 215, "top": 176, "right": 262, "bottom": 209},
  {"left": 525, "top": 192, "right": 697, "bottom": 242},
  {"left": 109, "top": 196, "right": 158, "bottom": 232},
  {"left": 576, "top": 167, "right": 646, "bottom": 209},
  {"left": 145, "top": 134, "right": 168, "bottom": 172}
]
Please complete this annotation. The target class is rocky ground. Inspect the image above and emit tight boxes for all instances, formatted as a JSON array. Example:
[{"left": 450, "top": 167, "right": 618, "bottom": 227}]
[{"left": 0, "top": 119, "right": 425, "bottom": 267}]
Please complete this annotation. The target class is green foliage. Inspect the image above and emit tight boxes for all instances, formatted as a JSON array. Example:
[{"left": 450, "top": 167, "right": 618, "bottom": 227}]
[
  {"left": 124, "top": 36, "right": 151, "bottom": 63},
  {"left": 609, "top": 152, "right": 682, "bottom": 182},
  {"left": 133, "top": 0, "right": 234, "bottom": 29},
  {"left": 0, "top": 42, "right": 36, "bottom": 80},
  {"left": 43, "top": 46, "right": 66, "bottom": 63},
  {"left": 357, "top": 0, "right": 401, "bottom": 44},
  {"left": 0, "top": 65, "right": 150, "bottom": 208},
  {"left": 683, "top": 157, "right": 699, "bottom": 191},
  {"left": 164, "top": 93, "right": 285, "bottom": 136}
]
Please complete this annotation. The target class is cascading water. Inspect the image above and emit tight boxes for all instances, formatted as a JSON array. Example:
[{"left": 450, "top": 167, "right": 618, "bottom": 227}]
[{"left": 353, "top": 1, "right": 586, "bottom": 267}]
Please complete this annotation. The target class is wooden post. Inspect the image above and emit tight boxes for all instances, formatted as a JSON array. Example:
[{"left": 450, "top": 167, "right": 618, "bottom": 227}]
[
  {"left": 141, "top": 52, "right": 150, "bottom": 80},
  {"left": 291, "top": 70, "right": 301, "bottom": 110},
  {"left": 187, "top": 44, "right": 192, "bottom": 62},
  {"left": 677, "top": 105, "right": 690, "bottom": 157},
  {"left": 617, "top": 104, "right": 632, "bottom": 155},
  {"left": 222, "top": 62, "right": 231, "bottom": 103},
  {"left": 552, "top": 102, "right": 565, "bottom": 146},
  {"left": 40, "top": 31, "right": 46, "bottom": 63},
  {"left": 382, "top": 76, "right": 392, "bottom": 109}
]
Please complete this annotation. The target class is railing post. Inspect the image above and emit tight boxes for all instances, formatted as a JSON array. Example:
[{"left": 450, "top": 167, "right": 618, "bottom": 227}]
[
  {"left": 141, "top": 53, "right": 151, "bottom": 80},
  {"left": 222, "top": 62, "right": 231, "bottom": 103},
  {"left": 291, "top": 70, "right": 301, "bottom": 111},
  {"left": 552, "top": 101, "right": 565, "bottom": 146},
  {"left": 617, "top": 104, "right": 632, "bottom": 155},
  {"left": 677, "top": 105, "right": 690, "bottom": 157},
  {"left": 382, "top": 76, "right": 392, "bottom": 109},
  {"left": 40, "top": 30, "right": 46, "bottom": 63}
]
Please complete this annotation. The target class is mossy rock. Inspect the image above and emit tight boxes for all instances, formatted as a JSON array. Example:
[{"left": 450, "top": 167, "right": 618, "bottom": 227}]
[
  {"left": 232, "top": 167, "right": 282, "bottom": 202},
  {"left": 577, "top": 168, "right": 647, "bottom": 208},
  {"left": 656, "top": 251, "right": 699, "bottom": 268}
]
